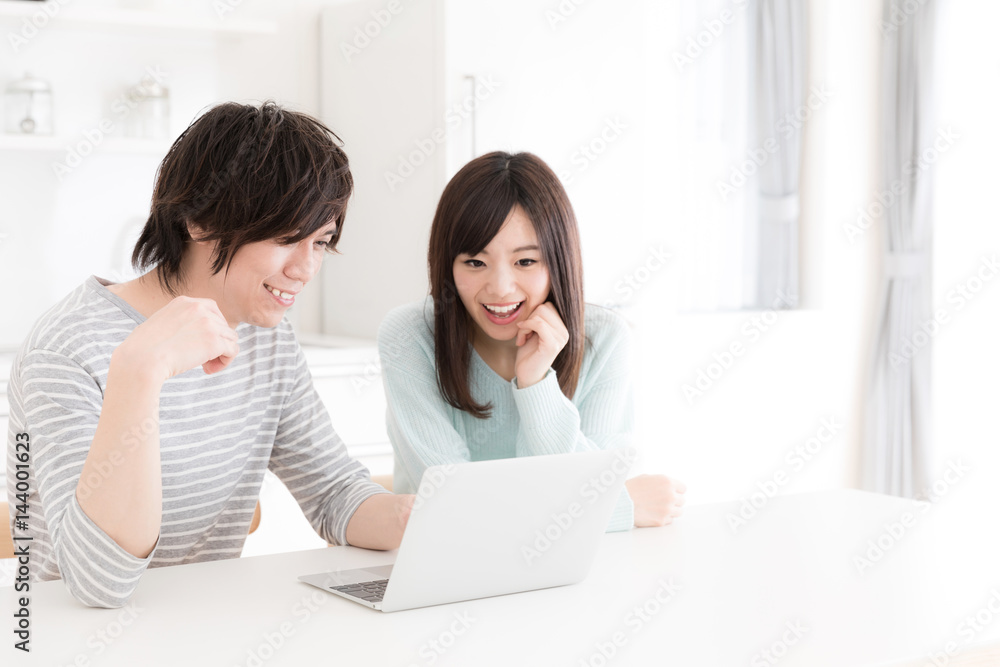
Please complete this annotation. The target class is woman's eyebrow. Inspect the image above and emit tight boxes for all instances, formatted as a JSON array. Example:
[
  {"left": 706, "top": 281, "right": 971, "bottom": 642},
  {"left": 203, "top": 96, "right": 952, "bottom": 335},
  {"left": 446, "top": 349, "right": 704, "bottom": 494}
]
[{"left": 469, "top": 244, "right": 538, "bottom": 256}]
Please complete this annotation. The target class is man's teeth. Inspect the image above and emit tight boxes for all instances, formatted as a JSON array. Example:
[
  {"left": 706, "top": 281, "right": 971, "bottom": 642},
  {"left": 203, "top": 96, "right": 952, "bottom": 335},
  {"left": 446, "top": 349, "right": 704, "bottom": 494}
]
[
  {"left": 266, "top": 285, "right": 293, "bottom": 300},
  {"left": 484, "top": 302, "right": 522, "bottom": 315}
]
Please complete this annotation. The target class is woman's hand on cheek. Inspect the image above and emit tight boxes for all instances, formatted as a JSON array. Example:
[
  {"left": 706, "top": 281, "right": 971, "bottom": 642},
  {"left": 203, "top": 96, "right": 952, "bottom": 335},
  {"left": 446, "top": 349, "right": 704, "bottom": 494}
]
[{"left": 514, "top": 303, "right": 569, "bottom": 388}]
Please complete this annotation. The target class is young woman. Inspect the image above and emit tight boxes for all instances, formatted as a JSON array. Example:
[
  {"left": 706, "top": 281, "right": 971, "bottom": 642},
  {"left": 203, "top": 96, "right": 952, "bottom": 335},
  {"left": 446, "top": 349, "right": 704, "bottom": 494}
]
[
  {"left": 377, "top": 151, "right": 685, "bottom": 530},
  {"left": 7, "top": 102, "right": 411, "bottom": 609}
]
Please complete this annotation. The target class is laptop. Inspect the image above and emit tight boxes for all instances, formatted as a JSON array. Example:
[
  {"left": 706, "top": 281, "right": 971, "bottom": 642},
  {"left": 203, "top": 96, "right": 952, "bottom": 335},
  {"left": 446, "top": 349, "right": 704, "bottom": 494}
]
[{"left": 298, "top": 447, "right": 635, "bottom": 612}]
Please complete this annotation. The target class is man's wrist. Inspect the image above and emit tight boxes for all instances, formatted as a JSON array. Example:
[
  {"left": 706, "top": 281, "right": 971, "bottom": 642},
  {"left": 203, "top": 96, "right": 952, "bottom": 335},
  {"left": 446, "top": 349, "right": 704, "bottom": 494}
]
[{"left": 110, "top": 345, "right": 168, "bottom": 388}]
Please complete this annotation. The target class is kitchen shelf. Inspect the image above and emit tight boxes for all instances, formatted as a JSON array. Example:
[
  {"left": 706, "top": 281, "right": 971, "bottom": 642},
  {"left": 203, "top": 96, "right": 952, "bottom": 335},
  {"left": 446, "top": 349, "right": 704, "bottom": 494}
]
[
  {"left": 0, "top": 133, "right": 172, "bottom": 155},
  {"left": 0, "top": 1, "right": 276, "bottom": 35}
]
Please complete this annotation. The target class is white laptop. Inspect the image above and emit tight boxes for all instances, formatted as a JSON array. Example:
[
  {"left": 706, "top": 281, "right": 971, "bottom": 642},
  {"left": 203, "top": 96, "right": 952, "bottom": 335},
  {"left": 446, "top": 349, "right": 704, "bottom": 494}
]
[{"left": 298, "top": 447, "right": 635, "bottom": 612}]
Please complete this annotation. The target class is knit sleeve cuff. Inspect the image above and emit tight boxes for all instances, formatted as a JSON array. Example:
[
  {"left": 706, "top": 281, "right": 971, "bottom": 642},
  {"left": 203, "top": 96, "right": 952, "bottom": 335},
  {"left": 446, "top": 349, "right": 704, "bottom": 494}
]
[
  {"left": 511, "top": 368, "right": 571, "bottom": 428},
  {"left": 605, "top": 487, "right": 635, "bottom": 532}
]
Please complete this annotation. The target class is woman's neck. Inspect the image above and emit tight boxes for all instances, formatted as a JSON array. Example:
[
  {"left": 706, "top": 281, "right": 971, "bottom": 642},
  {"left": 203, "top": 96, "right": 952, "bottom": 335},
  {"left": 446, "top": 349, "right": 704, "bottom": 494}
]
[{"left": 472, "top": 328, "right": 518, "bottom": 382}]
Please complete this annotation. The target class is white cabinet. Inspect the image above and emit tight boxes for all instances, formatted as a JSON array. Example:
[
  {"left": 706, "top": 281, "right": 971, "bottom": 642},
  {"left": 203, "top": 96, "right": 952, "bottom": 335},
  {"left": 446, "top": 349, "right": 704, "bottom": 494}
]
[{"left": 301, "top": 342, "right": 392, "bottom": 475}]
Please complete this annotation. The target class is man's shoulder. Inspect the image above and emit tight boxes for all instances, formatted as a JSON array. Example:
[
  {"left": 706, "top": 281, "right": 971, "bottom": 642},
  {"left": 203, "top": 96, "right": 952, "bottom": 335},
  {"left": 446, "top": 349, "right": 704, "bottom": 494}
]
[{"left": 18, "top": 278, "right": 133, "bottom": 360}]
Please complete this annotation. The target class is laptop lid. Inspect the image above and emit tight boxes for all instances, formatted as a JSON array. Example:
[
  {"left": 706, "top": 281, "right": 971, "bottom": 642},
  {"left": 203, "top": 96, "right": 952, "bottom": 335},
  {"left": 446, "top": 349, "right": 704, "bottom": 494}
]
[{"left": 379, "top": 447, "right": 635, "bottom": 612}]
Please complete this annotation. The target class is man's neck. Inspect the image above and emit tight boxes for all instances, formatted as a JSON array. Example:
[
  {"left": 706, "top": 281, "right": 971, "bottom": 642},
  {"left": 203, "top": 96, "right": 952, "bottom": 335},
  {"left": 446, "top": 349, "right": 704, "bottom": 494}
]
[{"left": 107, "top": 270, "right": 182, "bottom": 320}]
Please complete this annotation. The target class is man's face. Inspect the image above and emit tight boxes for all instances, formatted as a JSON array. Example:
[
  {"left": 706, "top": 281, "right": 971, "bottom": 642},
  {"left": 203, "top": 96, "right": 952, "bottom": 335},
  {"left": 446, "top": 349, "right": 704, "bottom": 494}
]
[{"left": 208, "top": 222, "right": 338, "bottom": 328}]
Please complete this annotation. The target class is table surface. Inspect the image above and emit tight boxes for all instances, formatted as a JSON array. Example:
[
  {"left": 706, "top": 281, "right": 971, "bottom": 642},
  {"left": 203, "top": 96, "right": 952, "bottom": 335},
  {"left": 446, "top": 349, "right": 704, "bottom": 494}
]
[{"left": 3, "top": 488, "right": 1000, "bottom": 666}]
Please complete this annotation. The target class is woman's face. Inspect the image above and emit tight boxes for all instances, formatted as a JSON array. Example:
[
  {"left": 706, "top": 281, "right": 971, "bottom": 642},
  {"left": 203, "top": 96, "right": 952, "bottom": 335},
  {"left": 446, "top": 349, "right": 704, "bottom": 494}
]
[{"left": 452, "top": 205, "right": 551, "bottom": 344}]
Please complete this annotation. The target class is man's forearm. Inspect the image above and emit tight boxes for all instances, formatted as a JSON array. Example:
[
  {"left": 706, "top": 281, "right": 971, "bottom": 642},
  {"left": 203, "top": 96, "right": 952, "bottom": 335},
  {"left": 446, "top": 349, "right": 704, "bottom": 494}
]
[
  {"left": 76, "top": 351, "right": 164, "bottom": 558},
  {"left": 344, "top": 492, "right": 412, "bottom": 551}
]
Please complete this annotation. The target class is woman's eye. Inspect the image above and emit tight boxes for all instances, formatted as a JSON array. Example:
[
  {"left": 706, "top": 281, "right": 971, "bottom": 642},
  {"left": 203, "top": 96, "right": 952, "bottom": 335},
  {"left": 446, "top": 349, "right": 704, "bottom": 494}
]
[
  {"left": 315, "top": 239, "right": 329, "bottom": 248},
  {"left": 516, "top": 259, "right": 537, "bottom": 267},
  {"left": 464, "top": 259, "right": 485, "bottom": 268}
]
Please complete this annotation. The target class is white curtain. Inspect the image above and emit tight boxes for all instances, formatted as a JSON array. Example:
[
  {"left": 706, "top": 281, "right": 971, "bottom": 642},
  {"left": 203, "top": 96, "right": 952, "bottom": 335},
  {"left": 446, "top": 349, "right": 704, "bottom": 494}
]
[
  {"left": 862, "top": 0, "right": 937, "bottom": 497},
  {"left": 753, "top": 0, "right": 805, "bottom": 308}
]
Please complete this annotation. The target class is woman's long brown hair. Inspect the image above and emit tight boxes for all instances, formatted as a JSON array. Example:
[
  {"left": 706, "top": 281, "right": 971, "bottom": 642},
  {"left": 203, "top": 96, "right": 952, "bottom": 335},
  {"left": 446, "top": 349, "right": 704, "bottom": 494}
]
[{"left": 427, "top": 151, "right": 585, "bottom": 419}]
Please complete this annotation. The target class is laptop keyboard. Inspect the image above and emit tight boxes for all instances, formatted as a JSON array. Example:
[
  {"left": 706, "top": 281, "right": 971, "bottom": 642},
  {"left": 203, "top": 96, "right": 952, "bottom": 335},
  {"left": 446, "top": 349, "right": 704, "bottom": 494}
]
[{"left": 330, "top": 579, "right": 389, "bottom": 603}]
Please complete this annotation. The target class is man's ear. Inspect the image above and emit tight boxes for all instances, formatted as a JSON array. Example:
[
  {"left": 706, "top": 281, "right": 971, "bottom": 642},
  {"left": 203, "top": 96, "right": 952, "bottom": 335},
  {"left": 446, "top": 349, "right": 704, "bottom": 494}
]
[{"left": 186, "top": 221, "right": 210, "bottom": 244}]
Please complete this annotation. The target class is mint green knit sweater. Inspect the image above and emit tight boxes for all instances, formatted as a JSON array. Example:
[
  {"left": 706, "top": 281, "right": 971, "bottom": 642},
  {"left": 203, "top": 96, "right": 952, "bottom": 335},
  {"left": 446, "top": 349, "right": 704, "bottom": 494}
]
[{"left": 377, "top": 298, "right": 635, "bottom": 531}]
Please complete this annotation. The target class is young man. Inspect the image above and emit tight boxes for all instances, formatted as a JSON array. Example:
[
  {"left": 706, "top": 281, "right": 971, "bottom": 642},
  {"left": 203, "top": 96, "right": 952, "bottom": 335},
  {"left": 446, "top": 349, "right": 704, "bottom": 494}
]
[{"left": 6, "top": 101, "right": 412, "bottom": 609}]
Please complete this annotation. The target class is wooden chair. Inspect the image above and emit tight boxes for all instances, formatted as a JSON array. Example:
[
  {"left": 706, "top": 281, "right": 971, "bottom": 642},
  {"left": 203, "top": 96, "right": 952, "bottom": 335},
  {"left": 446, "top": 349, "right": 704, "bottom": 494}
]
[
  {"left": 1, "top": 502, "right": 15, "bottom": 559},
  {"left": 371, "top": 474, "right": 393, "bottom": 492},
  {"left": 249, "top": 501, "right": 262, "bottom": 535}
]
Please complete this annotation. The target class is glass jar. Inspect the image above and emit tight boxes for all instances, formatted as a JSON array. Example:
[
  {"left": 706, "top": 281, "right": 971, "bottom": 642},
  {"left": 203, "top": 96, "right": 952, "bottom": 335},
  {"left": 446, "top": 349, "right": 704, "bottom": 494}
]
[
  {"left": 137, "top": 81, "right": 170, "bottom": 140},
  {"left": 4, "top": 73, "right": 54, "bottom": 135}
]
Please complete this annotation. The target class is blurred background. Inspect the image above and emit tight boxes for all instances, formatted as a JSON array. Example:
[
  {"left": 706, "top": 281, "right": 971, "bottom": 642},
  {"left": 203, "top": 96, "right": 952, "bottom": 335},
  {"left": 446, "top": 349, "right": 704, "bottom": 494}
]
[{"left": 0, "top": 0, "right": 997, "bottom": 558}]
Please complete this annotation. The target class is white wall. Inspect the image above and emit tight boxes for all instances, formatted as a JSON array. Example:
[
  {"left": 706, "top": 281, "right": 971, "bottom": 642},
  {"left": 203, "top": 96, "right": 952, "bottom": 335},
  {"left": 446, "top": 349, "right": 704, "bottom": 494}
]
[
  {"left": 304, "top": 0, "right": 883, "bottom": 504},
  {"left": 9, "top": 0, "right": 990, "bottom": 541}
]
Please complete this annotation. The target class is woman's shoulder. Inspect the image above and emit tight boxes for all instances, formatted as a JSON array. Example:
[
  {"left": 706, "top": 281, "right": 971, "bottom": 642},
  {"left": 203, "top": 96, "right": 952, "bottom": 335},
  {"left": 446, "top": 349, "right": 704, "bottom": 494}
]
[
  {"left": 583, "top": 303, "right": 631, "bottom": 349},
  {"left": 578, "top": 304, "right": 633, "bottom": 386},
  {"left": 377, "top": 297, "right": 437, "bottom": 367}
]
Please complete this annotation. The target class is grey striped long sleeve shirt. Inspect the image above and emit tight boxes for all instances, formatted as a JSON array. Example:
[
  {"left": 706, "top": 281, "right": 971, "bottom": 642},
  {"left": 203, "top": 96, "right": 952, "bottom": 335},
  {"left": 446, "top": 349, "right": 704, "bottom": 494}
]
[{"left": 6, "top": 276, "right": 387, "bottom": 608}]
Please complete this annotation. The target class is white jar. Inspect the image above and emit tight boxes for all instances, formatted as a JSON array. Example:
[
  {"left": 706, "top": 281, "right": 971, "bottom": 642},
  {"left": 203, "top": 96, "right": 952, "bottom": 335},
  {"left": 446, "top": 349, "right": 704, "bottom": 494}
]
[{"left": 4, "top": 74, "right": 53, "bottom": 135}]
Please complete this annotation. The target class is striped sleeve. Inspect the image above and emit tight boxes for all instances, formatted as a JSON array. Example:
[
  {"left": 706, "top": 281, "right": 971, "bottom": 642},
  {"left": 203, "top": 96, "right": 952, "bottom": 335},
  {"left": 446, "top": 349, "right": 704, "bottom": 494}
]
[
  {"left": 268, "top": 342, "right": 388, "bottom": 546},
  {"left": 16, "top": 349, "right": 155, "bottom": 608}
]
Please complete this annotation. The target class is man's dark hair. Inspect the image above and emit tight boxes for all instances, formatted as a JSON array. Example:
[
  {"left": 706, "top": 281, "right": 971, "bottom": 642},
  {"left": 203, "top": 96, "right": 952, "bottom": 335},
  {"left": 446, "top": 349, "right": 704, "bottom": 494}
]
[{"left": 132, "top": 101, "right": 354, "bottom": 295}]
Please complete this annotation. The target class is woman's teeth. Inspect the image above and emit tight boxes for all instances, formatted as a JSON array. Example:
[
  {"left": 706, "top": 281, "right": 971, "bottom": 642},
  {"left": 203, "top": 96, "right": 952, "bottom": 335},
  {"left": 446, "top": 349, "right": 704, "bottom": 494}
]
[{"left": 484, "top": 302, "right": 522, "bottom": 315}]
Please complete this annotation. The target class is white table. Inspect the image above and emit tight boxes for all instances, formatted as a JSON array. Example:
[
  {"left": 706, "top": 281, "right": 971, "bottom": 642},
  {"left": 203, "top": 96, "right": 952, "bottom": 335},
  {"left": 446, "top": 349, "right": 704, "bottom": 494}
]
[{"left": 4, "top": 488, "right": 999, "bottom": 666}]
